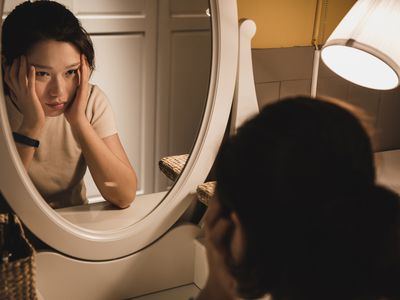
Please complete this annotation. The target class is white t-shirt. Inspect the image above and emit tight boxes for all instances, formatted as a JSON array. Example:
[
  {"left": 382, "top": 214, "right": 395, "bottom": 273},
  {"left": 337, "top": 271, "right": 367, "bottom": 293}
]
[{"left": 6, "top": 84, "right": 118, "bottom": 209}]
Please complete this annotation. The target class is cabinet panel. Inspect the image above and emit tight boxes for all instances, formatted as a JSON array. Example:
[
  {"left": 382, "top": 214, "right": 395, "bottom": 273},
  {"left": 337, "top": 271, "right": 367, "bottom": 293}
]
[
  {"left": 170, "top": 0, "right": 209, "bottom": 14},
  {"left": 80, "top": 18, "right": 145, "bottom": 34},
  {"left": 73, "top": 0, "right": 145, "bottom": 14},
  {"left": 169, "top": 31, "right": 211, "bottom": 155}
]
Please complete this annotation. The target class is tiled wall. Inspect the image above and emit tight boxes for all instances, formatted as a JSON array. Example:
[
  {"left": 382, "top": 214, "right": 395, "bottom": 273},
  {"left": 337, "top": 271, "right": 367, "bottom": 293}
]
[{"left": 252, "top": 46, "right": 400, "bottom": 152}]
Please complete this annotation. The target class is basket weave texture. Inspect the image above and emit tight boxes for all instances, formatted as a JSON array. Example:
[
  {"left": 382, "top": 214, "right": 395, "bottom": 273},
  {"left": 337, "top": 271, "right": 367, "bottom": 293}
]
[
  {"left": 196, "top": 181, "right": 216, "bottom": 206},
  {"left": 0, "top": 213, "right": 37, "bottom": 300},
  {"left": 158, "top": 154, "right": 189, "bottom": 181}
]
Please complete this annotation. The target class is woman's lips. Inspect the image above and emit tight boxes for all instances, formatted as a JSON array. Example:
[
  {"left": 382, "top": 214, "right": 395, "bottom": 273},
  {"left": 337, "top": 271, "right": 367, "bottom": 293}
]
[{"left": 46, "top": 102, "right": 66, "bottom": 110}]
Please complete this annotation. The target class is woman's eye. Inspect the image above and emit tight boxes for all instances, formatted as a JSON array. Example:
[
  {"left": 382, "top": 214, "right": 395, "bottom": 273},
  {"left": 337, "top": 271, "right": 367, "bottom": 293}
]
[
  {"left": 35, "top": 71, "right": 49, "bottom": 77},
  {"left": 66, "top": 69, "right": 78, "bottom": 76}
]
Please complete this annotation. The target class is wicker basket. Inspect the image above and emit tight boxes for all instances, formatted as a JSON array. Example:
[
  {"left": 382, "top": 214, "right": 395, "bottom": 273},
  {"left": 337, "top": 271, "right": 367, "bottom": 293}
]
[
  {"left": 0, "top": 213, "right": 37, "bottom": 300},
  {"left": 196, "top": 181, "right": 216, "bottom": 206},
  {"left": 158, "top": 154, "right": 189, "bottom": 181}
]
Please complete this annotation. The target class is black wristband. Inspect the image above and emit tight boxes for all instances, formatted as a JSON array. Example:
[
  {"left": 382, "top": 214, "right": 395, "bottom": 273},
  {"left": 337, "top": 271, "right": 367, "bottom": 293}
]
[{"left": 12, "top": 132, "right": 40, "bottom": 148}]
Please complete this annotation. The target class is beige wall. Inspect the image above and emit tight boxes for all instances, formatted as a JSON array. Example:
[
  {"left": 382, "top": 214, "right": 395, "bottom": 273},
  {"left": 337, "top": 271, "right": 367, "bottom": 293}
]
[{"left": 237, "top": 0, "right": 356, "bottom": 48}]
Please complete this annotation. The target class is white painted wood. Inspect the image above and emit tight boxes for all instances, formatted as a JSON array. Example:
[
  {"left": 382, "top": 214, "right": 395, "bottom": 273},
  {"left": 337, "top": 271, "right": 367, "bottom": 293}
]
[
  {"left": 193, "top": 237, "right": 208, "bottom": 289},
  {"left": 230, "top": 19, "right": 259, "bottom": 134},
  {"left": 56, "top": 192, "right": 167, "bottom": 231},
  {"left": 36, "top": 224, "right": 200, "bottom": 300},
  {"left": 73, "top": 0, "right": 145, "bottom": 14},
  {"left": 3, "top": 0, "right": 23, "bottom": 13},
  {"left": 0, "top": 0, "right": 238, "bottom": 260}
]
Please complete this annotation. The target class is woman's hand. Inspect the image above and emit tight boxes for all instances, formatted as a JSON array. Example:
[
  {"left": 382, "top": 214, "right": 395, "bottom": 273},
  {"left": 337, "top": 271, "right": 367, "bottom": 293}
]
[
  {"left": 197, "top": 199, "right": 239, "bottom": 300},
  {"left": 4, "top": 56, "right": 45, "bottom": 134},
  {"left": 64, "top": 54, "right": 90, "bottom": 126}
]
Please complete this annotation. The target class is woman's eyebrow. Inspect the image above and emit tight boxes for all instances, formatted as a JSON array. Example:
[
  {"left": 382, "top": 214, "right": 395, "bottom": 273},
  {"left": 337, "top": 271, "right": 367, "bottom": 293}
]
[
  {"left": 32, "top": 64, "right": 51, "bottom": 69},
  {"left": 65, "top": 62, "right": 80, "bottom": 69},
  {"left": 31, "top": 62, "right": 81, "bottom": 69}
]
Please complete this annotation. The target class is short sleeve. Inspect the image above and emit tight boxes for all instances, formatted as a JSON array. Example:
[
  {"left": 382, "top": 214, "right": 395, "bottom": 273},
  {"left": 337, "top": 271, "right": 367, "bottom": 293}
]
[{"left": 85, "top": 84, "right": 118, "bottom": 138}]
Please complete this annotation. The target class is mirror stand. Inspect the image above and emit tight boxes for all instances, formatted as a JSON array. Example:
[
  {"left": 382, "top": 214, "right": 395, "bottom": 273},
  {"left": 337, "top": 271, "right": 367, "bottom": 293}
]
[{"left": 34, "top": 9, "right": 262, "bottom": 300}]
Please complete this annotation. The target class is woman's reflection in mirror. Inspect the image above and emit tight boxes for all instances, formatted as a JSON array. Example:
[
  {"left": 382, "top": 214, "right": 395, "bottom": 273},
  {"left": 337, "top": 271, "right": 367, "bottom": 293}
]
[
  {"left": 2, "top": 1, "right": 137, "bottom": 209},
  {"left": 197, "top": 96, "right": 400, "bottom": 300}
]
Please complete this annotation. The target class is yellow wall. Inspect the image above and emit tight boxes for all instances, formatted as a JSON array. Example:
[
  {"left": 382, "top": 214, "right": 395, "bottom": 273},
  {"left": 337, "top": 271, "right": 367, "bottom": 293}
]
[{"left": 237, "top": 0, "right": 356, "bottom": 48}]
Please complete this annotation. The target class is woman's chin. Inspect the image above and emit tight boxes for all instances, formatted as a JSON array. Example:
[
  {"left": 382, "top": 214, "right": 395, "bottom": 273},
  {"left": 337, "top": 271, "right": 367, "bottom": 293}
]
[{"left": 45, "top": 110, "right": 65, "bottom": 118}]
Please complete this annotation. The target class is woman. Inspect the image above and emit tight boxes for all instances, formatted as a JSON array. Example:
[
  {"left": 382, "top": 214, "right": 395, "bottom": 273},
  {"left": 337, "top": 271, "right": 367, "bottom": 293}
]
[
  {"left": 198, "top": 96, "right": 400, "bottom": 300},
  {"left": 2, "top": 1, "right": 137, "bottom": 209}
]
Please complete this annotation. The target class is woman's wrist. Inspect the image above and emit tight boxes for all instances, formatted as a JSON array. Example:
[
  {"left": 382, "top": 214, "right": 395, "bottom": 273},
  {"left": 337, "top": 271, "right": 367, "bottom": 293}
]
[
  {"left": 12, "top": 132, "right": 40, "bottom": 148},
  {"left": 18, "top": 121, "right": 44, "bottom": 140},
  {"left": 68, "top": 117, "right": 91, "bottom": 139}
]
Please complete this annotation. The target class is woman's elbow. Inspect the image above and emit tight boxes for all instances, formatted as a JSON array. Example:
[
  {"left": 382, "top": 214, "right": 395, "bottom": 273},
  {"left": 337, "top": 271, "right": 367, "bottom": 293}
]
[
  {"left": 104, "top": 177, "right": 137, "bottom": 208},
  {"left": 117, "top": 181, "right": 137, "bottom": 208},
  {"left": 110, "top": 191, "right": 136, "bottom": 208}
]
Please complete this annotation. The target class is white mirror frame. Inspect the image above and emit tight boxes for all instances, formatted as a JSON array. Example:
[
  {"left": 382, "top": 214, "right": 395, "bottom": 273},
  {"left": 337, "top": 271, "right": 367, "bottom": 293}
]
[{"left": 0, "top": 0, "right": 238, "bottom": 260}]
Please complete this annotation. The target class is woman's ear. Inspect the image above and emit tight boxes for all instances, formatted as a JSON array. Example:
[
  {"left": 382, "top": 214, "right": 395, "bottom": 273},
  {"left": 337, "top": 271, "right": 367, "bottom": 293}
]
[{"left": 229, "top": 211, "right": 246, "bottom": 264}]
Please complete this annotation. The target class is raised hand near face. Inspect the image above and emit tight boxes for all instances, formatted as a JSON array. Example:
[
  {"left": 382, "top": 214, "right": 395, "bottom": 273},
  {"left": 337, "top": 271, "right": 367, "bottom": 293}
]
[
  {"left": 197, "top": 199, "right": 240, "bottom": 300},
  {"left": 4, "top": 56, "right": 45, "bottom": 134},
  {"left": 64, "top": 54, "right": 90, "bottom": 126}
]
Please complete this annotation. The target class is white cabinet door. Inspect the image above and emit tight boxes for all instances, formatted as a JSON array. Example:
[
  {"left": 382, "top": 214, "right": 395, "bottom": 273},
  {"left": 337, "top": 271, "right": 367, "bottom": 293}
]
[{"left": 78, "top": 0, "right": 157, "bottom": 199}]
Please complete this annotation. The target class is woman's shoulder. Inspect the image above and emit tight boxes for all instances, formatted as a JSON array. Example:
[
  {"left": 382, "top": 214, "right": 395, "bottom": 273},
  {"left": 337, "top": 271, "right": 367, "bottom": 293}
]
[
  {"left": 88, "top": 83, "right": 108, "bottom": 101},
  {"left": 86, "top": 83, "right": 111, "bottom": 113},
  {"left": 85, "top": 83, "right": 117, "bottom": 137}
]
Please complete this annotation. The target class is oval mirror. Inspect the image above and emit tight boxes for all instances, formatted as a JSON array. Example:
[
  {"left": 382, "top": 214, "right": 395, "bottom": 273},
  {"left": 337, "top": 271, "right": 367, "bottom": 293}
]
[
  {"left": 2, "top": 0, "right": 212, "bottom": 230},
  {"left": 0, "top": 0, "right": 238, "bottom": 260}
]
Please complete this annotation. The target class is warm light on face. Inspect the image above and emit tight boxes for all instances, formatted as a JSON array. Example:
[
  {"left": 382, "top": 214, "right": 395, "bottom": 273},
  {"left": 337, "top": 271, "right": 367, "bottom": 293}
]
[{"left": 321, "top": 45, "right": 399, "bottom": 90}]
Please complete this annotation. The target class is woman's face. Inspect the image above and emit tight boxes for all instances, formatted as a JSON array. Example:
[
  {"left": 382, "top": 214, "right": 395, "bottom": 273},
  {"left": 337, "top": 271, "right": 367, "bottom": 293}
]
[{"left": 27, "top": 40, "right": 81, "bottom": 117}]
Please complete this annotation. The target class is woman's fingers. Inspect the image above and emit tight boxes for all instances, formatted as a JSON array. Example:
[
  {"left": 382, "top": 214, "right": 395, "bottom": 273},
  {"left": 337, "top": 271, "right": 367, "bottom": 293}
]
[
  {"left": 6, "top": 57, "right": 29, "bottom": 91},
  {"left": 204, "top": 197, "right": 223, "bottom": 229},
  {"left": 10, "top": 57, "right": 19, "bottom": 81},
  {"left": 78, "top": 54, "right": 89, "bottom": 87},
  {"left": 76, "top": 54, "right": 89, "bottom": 98},
  {"left": 19, "top": 56, "right": 27, "bottom": 86},
  {"left": 81, "top": 54, "right": 89, "bottom": 83},
  {"left": 7, "top": 58, "right": 18, "bottom": 88},
  {"left": 207, "top": 217, "right": 233, "bottom": 251},
  {"left": 3, "top": 65, "right": 11, "bottom": 87},
  {"left": 64, "top": 54, "right": 89, "bottom": 125},
  {"left": 27, "top": 65, "right": 36, "bottom": 94}
]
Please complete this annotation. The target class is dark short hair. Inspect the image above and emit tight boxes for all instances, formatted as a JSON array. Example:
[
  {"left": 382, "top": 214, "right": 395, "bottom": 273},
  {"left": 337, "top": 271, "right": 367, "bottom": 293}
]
[
  {"left": 215, "top": 96, "right": 400, "bottom": 300},
  {"left": 2, "top": 1, "right": 94, "bottom": 70}
]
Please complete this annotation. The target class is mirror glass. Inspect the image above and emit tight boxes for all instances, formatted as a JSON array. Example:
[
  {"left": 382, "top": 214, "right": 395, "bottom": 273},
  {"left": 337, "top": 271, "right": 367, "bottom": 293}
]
[{"left": 2, "top": 0, "right": 211, "bottom": 230}]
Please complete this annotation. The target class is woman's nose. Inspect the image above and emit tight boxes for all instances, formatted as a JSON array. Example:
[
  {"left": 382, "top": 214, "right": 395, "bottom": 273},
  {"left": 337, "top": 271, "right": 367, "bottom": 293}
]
[{"left": 48, "top": 76, "right": 65, "bottom": 97}]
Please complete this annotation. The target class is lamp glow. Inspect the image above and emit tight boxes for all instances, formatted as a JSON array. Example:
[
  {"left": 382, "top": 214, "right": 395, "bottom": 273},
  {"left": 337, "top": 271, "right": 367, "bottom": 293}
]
[{"left": 321, "top": 0, "right": 400, "bottom": 90}]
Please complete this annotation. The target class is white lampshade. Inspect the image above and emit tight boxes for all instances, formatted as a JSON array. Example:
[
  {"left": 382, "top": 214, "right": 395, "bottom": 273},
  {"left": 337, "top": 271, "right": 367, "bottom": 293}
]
[{"left": 321, "top": 0, "right": 400, "bottom": 90}]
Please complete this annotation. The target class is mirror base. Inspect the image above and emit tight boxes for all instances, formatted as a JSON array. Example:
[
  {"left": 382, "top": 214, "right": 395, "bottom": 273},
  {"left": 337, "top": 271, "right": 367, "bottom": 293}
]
[{"left": 36, "top": 224, "right": 202, "bottom": 300}]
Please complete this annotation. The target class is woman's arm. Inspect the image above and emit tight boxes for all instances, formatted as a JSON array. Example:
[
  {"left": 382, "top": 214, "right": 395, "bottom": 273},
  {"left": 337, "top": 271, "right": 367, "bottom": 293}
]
[
  {"left": 3, "top": 56, "right": 45, "bottom": 170},
  {"left": 65, "top": 55, "right": 137, "bottom": 208},
  {"left": 72, "top": 123, "right": 137, "bottom": 208}
]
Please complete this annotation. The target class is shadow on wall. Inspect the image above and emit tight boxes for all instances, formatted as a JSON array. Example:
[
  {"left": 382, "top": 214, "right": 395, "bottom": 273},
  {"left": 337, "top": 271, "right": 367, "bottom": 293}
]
[{"left": 252, "top": 46, "right": 400, "bottom": 152}]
